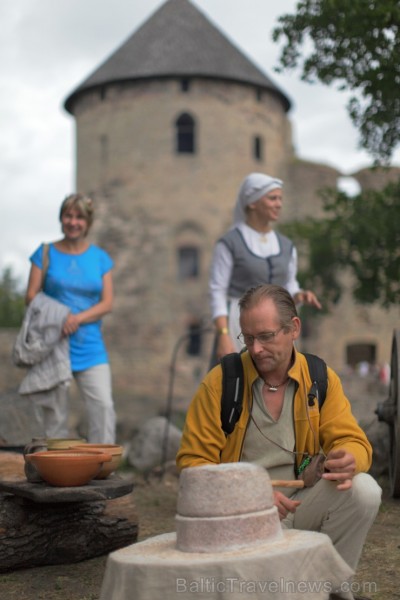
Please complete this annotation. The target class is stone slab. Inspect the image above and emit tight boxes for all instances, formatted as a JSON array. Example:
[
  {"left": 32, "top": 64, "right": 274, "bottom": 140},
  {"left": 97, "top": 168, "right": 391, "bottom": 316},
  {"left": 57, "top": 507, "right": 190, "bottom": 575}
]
[{"left": 0, "top": 474, "right": 134, "bottom": 503}]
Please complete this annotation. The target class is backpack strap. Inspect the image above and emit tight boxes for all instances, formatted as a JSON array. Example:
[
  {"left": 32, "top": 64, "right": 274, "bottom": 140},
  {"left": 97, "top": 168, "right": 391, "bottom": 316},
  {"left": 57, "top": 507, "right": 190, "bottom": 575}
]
[
  {"left": 220, "top": 353, "right": 244, "bottom": 435},
  {"left": 304, "top": 352, "right": 328, "bottom": 410}
]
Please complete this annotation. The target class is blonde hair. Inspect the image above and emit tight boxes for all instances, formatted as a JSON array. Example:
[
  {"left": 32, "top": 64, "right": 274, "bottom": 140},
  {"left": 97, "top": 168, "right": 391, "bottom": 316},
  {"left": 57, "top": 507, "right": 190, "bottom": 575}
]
[{"left": 59, "top": 193, "right": 94, "bottom": 230}]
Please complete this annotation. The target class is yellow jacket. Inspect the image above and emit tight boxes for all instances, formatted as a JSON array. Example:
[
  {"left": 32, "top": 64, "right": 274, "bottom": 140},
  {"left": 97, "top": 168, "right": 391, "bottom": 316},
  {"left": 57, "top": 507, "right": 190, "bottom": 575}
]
[{"left": 176, "top": 349, "right": 372, "bottom": 473}]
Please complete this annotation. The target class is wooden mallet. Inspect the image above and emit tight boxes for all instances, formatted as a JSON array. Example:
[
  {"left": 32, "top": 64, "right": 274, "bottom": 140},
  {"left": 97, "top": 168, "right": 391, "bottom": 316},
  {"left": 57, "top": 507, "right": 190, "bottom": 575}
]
[{"left": 270, "top": 479, "right": 305, "bottom": 488}]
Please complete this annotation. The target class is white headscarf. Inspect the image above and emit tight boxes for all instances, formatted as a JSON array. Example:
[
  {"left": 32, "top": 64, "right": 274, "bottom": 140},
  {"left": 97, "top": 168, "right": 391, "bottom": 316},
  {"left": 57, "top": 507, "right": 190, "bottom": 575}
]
[{"left": 233, "top": 172, "right": 283, "bottom": 225}]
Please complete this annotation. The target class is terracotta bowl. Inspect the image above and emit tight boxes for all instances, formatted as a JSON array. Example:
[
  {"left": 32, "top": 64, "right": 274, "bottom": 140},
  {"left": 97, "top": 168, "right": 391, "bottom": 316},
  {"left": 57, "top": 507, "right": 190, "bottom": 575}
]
[
  {"left": 25, "top": 450, "right": 112, "bottom": 487},
  {"left": 73, "top": 444, "right": 123, "bottom": 479},
  {"left": 46, "top": 438, "right": 86, "bottom": 451}
]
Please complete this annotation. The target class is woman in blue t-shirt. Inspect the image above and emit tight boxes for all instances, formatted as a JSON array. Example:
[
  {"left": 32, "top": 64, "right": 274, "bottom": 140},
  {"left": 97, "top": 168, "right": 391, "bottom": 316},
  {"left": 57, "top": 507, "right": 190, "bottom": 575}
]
[{"left": 26, "top": 193, "right": 116, "bottom": 443}]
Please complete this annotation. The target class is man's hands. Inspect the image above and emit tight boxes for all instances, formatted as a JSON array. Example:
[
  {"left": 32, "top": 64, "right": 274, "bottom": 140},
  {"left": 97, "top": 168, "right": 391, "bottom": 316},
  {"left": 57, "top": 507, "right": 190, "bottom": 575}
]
[
  {"left": 273, "top": 449, "right": 357, "bottom": 518},
  {"left": 274, "top": 491, "right": 301, "bottom": 520},
  {"left": 322, "top": 449, "right": 356, "bottom": 491}
]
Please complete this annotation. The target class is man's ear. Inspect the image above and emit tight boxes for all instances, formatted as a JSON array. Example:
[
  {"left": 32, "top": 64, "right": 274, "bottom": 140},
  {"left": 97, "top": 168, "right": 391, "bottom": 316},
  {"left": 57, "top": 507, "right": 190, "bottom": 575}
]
[{"left": 291, "top": 316, "right": 301, "bottom": 341}]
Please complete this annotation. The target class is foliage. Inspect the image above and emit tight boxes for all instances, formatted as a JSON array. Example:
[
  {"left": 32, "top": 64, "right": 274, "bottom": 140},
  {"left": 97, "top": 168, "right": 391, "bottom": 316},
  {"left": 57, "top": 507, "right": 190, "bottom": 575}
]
[
  {"left": 281, "top": 218, "right": 342, "bottom": 313},
  {"left": 273, "top": 0, "right": 400, "bottom": 162},
  {"left": 0, "top": 267, "right": 25, "bottom": 327},
  {"left": 280, "top": 177, "right": 400, "bottom": 308}
]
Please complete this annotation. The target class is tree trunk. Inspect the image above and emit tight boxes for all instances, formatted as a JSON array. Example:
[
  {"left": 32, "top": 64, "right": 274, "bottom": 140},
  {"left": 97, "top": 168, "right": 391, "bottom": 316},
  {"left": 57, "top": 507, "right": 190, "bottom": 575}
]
[{"left": 0, "top": 492, "right": 138, "bottom": 571}]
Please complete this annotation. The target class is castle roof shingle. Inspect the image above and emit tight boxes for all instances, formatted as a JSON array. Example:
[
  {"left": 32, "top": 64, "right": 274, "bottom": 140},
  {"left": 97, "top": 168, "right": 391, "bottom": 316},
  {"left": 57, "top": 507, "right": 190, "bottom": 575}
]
[{"left": 64, "top": 0, "right": 291, "bottom": 114}]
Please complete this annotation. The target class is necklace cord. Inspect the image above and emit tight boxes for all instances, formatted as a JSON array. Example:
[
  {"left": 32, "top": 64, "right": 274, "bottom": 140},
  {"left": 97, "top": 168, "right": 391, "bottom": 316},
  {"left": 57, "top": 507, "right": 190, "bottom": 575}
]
[
  {"left": 250, "top": 356, "right": 326, "bottom": 465},
  {"left": 250, "top": 412, "right": 307, "bottom": 457},
  {"left": 263, "top": 377, "right": 289, "bottom": 392}
]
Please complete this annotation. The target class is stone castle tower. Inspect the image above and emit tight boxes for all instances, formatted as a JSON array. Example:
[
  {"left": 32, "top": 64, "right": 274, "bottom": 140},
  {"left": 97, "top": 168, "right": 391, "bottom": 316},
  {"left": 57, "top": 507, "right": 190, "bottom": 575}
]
[{"left": 62, "top": 0, "right": 400, "bottom": 409}]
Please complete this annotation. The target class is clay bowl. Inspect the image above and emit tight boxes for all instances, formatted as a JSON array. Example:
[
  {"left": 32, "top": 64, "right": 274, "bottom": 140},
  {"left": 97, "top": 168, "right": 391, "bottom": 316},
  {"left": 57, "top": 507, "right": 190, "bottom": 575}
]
[
  {"left": 73, "top": 444, "right": 123, "bottom": 479},
  {"left": 46, "top": 438, "right": 86, "bottom": 451},
  {"left": 25, "top": 450, "right": 112, "bottom": 487}
]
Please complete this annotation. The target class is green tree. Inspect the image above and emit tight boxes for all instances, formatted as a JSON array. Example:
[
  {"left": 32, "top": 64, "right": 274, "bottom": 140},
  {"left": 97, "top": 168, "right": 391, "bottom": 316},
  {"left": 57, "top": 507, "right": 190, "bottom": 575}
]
[
  {"left": 281, "top": 177, "right": 400, "bottom": 308},
  {"left": 273, "top": 0, "right": 400, "bottom": 162},
  {"left": 0, "top": 267, "right": 25, "bottom": 327},
  {"left": 273, "top": 0, "right": 400, "bottom": 308}
]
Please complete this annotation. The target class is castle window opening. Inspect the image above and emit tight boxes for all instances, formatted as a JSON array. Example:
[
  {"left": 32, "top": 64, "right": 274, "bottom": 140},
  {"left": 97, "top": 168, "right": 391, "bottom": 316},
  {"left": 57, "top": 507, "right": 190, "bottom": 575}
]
[
  {"left": 177, "top": 246, "right": 199, "bottom": 279},
  {"left": 256, "top": 88, "right": 263, "bottom": 102},
  {"left": 186, "top": 319, "right": 203, "bottom": 356},
  {"left": 176, "top": 113, "right": 196, "bottom": 153},
  {"left": 253, "top": 135, "right": 264, "bottom": 161},
  {"left": 100, "top": 134, "right": 109, "bottom": 165},
  {"left": 346, "top": 343, "right": 376, "bottom": 368},
  {"left": 180, "top": 78, "right": 191, "bottom": 92}
]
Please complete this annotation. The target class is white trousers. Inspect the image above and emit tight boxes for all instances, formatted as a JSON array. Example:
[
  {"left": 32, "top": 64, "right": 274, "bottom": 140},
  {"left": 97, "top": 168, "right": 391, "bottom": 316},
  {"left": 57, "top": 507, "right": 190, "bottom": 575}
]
[
  {"left": 282, "top": 473, "right": 382, "bottom": 571},
  {"left": 74, "top": 364, "right": 116, "bottom": 444},
  {"left": 33, "top": 363, "right": 116, "bottom": 444}
]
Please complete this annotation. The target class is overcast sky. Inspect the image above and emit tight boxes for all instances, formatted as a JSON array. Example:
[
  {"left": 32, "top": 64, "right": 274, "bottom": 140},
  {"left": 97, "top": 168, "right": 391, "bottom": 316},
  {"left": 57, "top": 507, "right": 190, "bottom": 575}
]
[{"left": 2, "top": 0, "right": 399, "bottom": 288}]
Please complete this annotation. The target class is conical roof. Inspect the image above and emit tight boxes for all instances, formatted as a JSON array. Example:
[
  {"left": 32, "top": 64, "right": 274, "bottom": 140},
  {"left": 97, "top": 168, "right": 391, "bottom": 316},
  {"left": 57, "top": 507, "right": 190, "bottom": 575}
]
[{"left": 64, "top": 0, "right": 291, "bottom": 114}]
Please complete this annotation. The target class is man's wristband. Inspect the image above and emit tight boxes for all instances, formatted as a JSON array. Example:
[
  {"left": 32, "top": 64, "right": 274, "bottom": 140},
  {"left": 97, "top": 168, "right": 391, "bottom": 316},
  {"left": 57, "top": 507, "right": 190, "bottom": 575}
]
[{"left": 217, "top": 327, "right": 229, "bottom": 335}]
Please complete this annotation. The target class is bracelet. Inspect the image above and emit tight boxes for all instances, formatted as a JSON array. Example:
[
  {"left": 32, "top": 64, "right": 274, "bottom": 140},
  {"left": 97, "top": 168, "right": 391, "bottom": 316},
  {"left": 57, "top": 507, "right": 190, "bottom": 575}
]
[{"left": 217, "top": 327, "right": 229, "bottom": 335}]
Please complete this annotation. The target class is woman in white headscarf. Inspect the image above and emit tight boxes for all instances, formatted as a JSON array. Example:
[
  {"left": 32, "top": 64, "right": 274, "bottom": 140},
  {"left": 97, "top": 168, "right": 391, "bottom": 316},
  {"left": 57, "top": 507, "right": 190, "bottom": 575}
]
[{"left": 209, "top": 172, "right": 321, "bottom": 362}]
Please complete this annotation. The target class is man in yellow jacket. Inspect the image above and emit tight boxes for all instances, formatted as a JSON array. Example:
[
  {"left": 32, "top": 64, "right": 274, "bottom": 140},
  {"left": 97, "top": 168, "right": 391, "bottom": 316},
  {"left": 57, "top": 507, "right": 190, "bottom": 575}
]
[{"left": 177, "top": 284, "right": 381, "bottom": 587}]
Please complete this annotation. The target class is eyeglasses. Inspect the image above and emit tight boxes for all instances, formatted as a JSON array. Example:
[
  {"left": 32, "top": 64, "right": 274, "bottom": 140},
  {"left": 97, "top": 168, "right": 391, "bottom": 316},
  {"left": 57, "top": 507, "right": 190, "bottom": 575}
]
[{"left": 237, "top": 327, "right": 284, "bottom": 347}]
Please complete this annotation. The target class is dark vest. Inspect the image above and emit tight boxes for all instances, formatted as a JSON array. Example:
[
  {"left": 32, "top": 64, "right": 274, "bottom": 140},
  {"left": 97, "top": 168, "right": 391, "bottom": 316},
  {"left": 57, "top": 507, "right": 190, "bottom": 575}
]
[{"left": 220, "top": 228, "right": 294, "bottom": 298}]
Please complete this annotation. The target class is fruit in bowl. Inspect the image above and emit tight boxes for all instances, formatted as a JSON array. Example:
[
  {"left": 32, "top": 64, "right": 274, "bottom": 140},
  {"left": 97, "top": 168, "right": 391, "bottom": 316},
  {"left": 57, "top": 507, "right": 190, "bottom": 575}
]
[
  {"left": 73, "top": 444, "right": 123, "bottom": 479},
  {"left": 25, "top": 450, "right": 112, "bottom": 487}
]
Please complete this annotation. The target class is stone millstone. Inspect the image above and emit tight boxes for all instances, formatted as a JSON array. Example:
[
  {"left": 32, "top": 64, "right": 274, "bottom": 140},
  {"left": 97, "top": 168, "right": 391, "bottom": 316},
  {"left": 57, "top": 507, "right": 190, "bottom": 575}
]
[
  {"left": 175, "top": 462, "right": 281, "bottom": 553},
  {"left": 177, "top": 462, "right": 274, "bottom": 517},
  {"left": 176, "top": 506, "right": 282, "bottom": 553}
]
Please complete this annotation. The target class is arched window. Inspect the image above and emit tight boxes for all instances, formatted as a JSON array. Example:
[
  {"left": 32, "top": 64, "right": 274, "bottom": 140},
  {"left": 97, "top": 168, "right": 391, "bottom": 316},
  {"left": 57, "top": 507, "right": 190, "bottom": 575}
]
[
  {"left": 177, "top": 246, "right": 199, "bottom": 280},
  {"left": 176, "top": 113, "right": 195, "bottom": 154},
  {"left": 180, "top": 78, "right": 191, "bottom": 92}
]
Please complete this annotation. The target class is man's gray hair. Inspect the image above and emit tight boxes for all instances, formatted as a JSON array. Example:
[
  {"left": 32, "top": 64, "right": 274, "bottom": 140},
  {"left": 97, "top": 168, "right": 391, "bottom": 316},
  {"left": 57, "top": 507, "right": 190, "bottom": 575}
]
[{"left": 238, "top": 284, "right": 298, "bottom": 330}]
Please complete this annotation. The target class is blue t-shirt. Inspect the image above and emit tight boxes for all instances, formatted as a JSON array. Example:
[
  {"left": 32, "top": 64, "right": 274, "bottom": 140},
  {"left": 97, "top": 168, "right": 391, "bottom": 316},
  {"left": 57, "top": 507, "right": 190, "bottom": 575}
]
[{"left": 30, "top": 243, "right": 114, "bottom": 372}]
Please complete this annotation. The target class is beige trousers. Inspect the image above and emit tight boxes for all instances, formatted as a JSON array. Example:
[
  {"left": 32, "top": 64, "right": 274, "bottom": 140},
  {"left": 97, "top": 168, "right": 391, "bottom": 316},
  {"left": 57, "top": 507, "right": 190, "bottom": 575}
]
[{"left": 282, "top": 473, "right": 382, "bottom": 571}]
